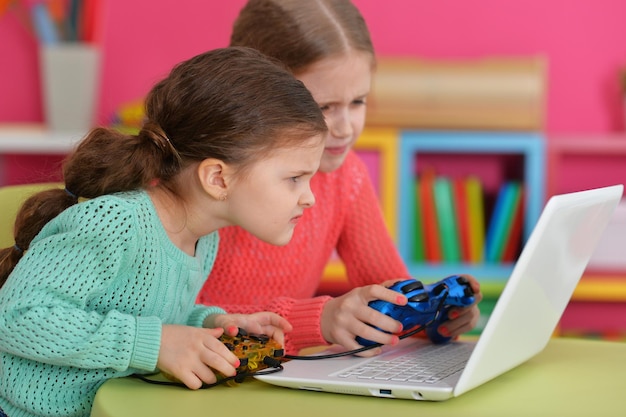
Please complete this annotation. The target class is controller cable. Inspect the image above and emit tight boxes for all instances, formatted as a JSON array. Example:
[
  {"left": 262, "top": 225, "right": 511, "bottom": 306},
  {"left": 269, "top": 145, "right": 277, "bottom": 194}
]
[{"left": 132, "top": 291, "right": 449, "bottom": 388}]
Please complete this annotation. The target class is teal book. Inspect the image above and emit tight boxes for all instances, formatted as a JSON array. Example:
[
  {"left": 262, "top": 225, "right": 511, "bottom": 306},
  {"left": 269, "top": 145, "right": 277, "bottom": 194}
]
[{"left": 485, "top": 182, "right": 520, "bottom": 262}]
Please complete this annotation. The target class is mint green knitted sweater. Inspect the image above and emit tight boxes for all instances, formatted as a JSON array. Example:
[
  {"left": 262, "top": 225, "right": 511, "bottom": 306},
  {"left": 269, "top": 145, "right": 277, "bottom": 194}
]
[{"left": 0, "top": 191, "right": 225, "bottom": 417}]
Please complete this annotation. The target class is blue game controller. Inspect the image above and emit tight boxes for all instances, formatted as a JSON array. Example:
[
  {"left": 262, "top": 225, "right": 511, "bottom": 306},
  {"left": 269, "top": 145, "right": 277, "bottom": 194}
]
[{"left": 356, "top": 275, "right": 475, "bottom": 346}]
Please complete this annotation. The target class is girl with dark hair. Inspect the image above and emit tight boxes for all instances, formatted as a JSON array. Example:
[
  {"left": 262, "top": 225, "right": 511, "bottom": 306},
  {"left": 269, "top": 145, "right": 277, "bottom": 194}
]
[{"left": 0, "top": 46, "right": 327, "bottom": 417}]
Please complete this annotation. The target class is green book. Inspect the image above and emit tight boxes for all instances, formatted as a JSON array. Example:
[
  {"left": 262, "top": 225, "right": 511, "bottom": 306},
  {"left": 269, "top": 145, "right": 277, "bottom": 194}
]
[
  {"left": 485, "top": 182, "right": 520, "bottom": 262},
  {"left": 412, "top": 176, "right": 425, "bottom": 262},
  {"left": 433, "top": 177, "right": 461, "bottom": 262}
]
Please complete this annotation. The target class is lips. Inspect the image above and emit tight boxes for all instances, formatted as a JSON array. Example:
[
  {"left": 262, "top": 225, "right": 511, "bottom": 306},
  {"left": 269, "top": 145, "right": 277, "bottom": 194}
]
[
  {"left": 324, "top": 145, "right": 348, "bottom": 156},
  {"left": 290, "top": 214, "right": 302, "bottom": 224}
]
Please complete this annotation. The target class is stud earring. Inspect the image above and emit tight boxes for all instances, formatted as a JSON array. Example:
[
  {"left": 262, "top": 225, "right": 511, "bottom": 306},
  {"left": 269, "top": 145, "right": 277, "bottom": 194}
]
[{"left": 220, "top": 193, "right": 228, "bottom": 201}]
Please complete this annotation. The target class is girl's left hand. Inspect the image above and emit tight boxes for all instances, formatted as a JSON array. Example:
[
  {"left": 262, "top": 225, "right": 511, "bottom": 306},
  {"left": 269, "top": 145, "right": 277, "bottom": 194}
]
[
  {"left": 206, "top": 312, "right": 293, "bottom": 345},
  {"left": 432, "top": 274, "right": 483, "bottom": 339}
]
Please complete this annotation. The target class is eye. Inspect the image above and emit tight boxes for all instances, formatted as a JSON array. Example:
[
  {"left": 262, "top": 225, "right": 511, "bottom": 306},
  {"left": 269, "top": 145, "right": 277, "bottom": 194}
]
[
  {"left": 352, "top": 98, "right": 367, "bottom": 106},
  {"left": 290, "top": 176, "right": 301, "bottom": 183}
]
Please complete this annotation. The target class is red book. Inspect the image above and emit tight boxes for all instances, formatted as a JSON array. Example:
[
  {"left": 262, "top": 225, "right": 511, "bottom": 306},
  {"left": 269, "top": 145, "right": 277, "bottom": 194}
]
[
  {"left": 502, "top": 187, "right": 525, "bottom": 262},
  {"left": 419, "top": 170, "right": 441, "bottom": 263}
]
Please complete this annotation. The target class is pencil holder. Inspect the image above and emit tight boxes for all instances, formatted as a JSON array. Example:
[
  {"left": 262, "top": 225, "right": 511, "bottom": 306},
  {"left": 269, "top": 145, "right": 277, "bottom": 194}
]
[{"left": 39, "top": 43, "right": 101, "bottom": 133}]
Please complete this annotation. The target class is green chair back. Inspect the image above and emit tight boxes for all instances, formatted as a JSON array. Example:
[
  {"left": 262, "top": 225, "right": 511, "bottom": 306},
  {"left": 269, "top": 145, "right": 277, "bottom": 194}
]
[{"left": 0, "top": 183, "right": 63, "bottom": 248}]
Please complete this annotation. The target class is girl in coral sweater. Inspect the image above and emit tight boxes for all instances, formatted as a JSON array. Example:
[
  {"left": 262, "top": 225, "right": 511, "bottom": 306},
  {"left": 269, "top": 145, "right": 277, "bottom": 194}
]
[
  {"left": 197, "top": 0, "right": 483, "bottom": 356},
  {"left": 0, "top": 47, "right": 327, "bottom": 417}
]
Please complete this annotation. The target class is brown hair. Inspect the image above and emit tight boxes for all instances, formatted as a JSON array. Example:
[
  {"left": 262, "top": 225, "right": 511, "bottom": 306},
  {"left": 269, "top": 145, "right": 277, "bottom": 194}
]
[
  {"left": 230, "top": 0, "right": 376, "bottom": 75},
  {"left": 0, "top": 46, "right": 327, "bottom": 286}
]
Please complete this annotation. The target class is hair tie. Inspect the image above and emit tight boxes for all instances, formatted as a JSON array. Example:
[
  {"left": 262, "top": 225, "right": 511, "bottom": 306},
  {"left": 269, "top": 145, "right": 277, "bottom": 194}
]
[
  {"left": 141, "top": 122, "right": 174, "bottom": 150},
  {"left": 65, "top": 188, "right": 78, "bottom": 199},
  {"left": 13, "top": 244, "right": 23, "bottom": 254}
]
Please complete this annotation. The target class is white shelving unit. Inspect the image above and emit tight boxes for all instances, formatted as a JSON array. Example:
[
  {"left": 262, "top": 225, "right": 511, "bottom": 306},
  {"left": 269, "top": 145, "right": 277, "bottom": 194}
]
[
  {"left": 0, "top": 124, "right": 84, "bottom": 153},
  {"left": 0, "top": 124, "right": 84, "bottom": 184}
]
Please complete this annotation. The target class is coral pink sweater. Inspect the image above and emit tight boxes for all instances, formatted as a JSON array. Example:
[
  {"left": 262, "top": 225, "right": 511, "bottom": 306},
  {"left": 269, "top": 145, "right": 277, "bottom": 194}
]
[{"left": 197, "top": 151, "right": 410, "bottom": 354}]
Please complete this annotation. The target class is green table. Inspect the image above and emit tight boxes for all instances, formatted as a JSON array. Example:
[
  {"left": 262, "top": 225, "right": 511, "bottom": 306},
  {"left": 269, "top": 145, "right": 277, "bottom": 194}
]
[{"left": 92, "top": 338, "right": 626, "bottom": 417}]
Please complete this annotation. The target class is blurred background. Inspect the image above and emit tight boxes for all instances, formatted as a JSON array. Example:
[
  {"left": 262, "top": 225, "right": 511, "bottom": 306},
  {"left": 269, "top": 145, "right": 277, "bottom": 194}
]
[{"left": 1, "top": 0, "right": 625, "bottom": 134}]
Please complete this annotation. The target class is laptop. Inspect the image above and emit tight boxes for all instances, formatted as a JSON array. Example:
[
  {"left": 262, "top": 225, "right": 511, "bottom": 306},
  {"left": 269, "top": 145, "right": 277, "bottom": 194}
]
[{"left": 256, "top": 184, "right": 623, "bottom": 401}]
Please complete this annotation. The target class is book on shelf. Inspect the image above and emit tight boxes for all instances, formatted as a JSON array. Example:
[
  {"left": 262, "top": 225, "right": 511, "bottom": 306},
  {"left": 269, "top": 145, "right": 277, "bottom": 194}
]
[
  {"left": 453, "top": 177, "right": 471, "bottom": 263},
  {"left": 412, "top": 173, "right": 524, "bottom": 265},
  {"left": 433, "top": 176, "right": 461, "bottom": 262},
  {"left": 485, "top": 181, "right": 523, "bottom": 263},
  {"left": 465, "top": 176, "right": 485, "bottom": 263},
  {"left": 411, "top": 176, "right": 425, "bottom": 262},
  {"left": 502, "top": 185, "right": 525, "bottom": 262},
  {"left": 418, "top": 170, "right": 442, "bottom": 262}
]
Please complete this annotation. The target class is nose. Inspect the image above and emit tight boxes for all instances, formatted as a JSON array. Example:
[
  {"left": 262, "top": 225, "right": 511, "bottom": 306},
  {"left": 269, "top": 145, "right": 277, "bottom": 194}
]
[
  {"left": 299, "top": 184, "right": 316, "bottom": 208},
  {"left": 328, "top": 108, "right": 353, "bottom": 139}
]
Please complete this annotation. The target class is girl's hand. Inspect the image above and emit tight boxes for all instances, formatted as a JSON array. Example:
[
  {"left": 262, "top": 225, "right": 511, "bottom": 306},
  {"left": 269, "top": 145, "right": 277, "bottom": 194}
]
[
  {"left": 208, "top": 312, "right": 293, "bottom": 346},
  {"left": 157, "top": 324, "right": 239, "bottom": 390},
  {"left": 431, "top": 274, "right": 483, "bottom": 339},
  {"left": 319, "top": 276, "right": 482, "bottom": 356},
  {"left": 320, "top": 282, "right": 408, "bottom": 357}
]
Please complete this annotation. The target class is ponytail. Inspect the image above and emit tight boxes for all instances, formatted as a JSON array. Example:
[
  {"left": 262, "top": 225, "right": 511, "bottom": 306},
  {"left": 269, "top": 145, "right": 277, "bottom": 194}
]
[{"left": 0, "top": 125, "right": 177, "bottom": 287}]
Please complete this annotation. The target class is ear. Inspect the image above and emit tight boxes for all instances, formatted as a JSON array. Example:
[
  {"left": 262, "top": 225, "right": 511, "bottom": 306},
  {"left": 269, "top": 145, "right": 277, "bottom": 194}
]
[{"left": 197, "top": 158, "right": 228, "bottom": 201}]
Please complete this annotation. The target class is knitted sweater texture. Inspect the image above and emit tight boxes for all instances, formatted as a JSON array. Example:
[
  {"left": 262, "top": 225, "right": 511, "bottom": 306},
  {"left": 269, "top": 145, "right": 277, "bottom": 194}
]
[
  {"left": 0, "top": 191, "right": 225, "bottom": 417},
  {"left": 197, "top": 151, "right": 411, "bottom": 354}
]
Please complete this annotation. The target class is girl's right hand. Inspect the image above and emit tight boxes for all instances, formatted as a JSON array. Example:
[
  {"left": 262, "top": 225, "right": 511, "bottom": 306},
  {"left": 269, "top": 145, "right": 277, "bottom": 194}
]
[
  {"left": 156, "top": 324, "right": 240, "bottom": 389},
  {"left": 320, "top": 282, "right": 407, "bottom": 357}
]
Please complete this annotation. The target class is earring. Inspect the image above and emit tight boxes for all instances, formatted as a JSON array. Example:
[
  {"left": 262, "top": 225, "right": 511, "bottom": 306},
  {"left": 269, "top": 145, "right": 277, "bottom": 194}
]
[{"left": 220, "top": 193, "right": 227, "bottom": 201}]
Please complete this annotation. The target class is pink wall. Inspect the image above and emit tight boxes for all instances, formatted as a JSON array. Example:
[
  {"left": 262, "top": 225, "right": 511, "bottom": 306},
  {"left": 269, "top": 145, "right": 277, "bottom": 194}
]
[{"left": 1, "top": 0, "right": 626, "bottom": 135}]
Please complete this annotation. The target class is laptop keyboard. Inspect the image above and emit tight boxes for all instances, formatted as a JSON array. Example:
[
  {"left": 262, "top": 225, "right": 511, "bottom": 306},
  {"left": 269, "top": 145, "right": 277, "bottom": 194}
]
[{"left": 334, "top": 343, "right": 474, "bottom": 384}]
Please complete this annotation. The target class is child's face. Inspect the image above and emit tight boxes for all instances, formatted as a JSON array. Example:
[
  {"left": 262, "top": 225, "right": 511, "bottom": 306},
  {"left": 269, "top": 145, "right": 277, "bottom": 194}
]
[
  {"left": 227, "top": 136, "right": 325, "bottom": 246},
  {"left": 296, "top": 51, "right": 372, "bottom": 173}
]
